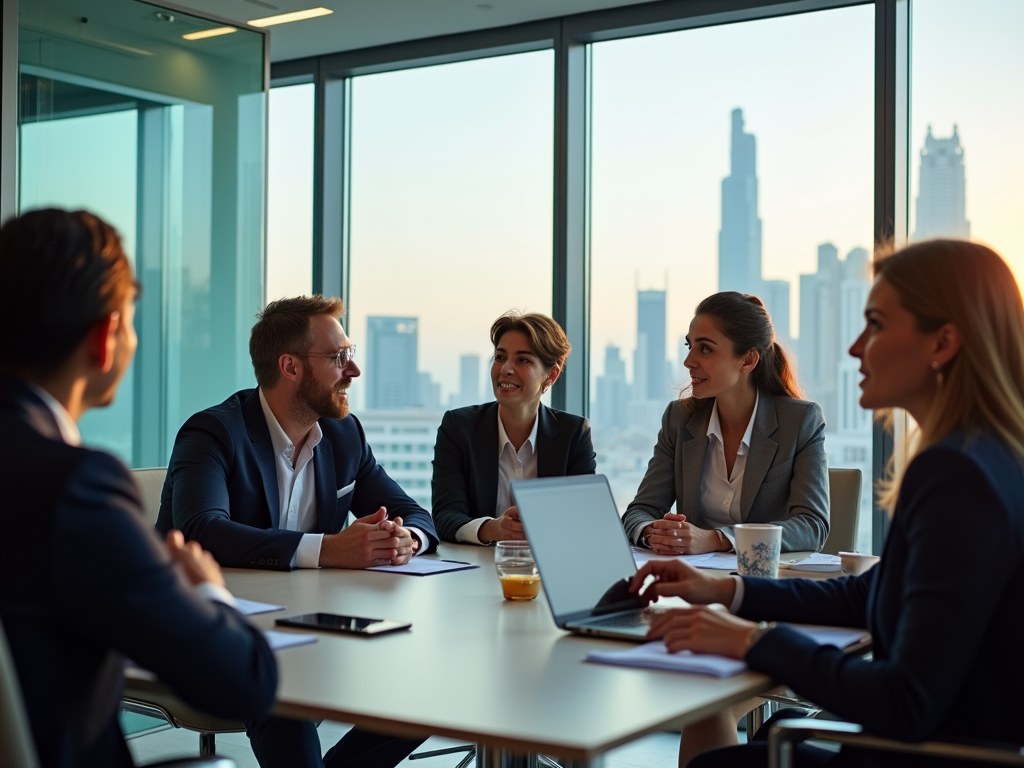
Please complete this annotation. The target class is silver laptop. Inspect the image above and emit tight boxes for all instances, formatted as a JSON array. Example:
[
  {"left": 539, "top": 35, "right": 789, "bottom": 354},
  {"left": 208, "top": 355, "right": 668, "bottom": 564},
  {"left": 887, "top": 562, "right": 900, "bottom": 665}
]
[{"left": 511, "top": 475, "right": 650, "bottom": 641}]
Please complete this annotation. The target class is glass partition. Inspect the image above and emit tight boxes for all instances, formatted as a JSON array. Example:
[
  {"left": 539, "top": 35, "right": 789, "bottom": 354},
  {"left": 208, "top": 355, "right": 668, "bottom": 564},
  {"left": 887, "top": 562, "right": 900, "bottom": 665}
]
[
  {"left": 18, "top": 0, "right": 266, "bottom": 467},
  {"left": 588, "top": 6, "right": 876, "bottom": 552}
]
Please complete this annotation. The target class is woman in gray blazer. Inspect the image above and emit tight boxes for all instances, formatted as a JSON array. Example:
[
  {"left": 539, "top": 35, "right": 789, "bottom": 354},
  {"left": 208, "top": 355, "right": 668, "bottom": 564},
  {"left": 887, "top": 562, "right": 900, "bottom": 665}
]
[{"left": 624, "top": 292, "right": 829, "bottom": 557}]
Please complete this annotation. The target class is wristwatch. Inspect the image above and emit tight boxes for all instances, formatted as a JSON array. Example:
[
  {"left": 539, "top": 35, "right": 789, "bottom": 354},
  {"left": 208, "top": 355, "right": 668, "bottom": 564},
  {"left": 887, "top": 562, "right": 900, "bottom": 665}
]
[{"left": 746, "top": 621, "right": 777, "bottom": 652}]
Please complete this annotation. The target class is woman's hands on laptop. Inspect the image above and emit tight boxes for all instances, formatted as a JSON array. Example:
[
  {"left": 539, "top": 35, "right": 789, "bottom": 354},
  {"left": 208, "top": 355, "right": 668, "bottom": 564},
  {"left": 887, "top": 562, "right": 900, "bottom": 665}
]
[{"left": 629, "top": 559, "right": 736, "bottom": 608}]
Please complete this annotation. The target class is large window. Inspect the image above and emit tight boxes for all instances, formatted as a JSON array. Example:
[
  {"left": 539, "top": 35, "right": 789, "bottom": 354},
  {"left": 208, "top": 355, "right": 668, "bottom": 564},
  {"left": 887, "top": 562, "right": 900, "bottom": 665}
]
[
  {"left": 346, "top": 52, "right": 554, "bottom": 509},
  {"left": 588, "top": 7, "right": 876, "bottom": 551},
  {"left": 19, "top": 0, "right": 266, "bottom": 467}
]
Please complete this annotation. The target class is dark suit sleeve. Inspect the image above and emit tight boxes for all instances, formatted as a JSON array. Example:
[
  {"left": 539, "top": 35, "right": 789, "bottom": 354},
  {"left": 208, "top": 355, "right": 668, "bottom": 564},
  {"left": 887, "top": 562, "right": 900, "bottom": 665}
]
[
  {"left": 166, "top": 412, "right": 303, "bottom": 570},
  {"left": 347, "top": 418, "right": 439, "bottom": 553},
  {"left": 743, "top": 449, "right": 1018, "bottom": 741},
  {"left": 430, "top": 411, "right": 476, "bottom": 543},
  {"left": 566, "top": 416, "right": 597, "bottom": 476},
  {"left": 53, "top": 452, "right": 277, "bottom": 720}
]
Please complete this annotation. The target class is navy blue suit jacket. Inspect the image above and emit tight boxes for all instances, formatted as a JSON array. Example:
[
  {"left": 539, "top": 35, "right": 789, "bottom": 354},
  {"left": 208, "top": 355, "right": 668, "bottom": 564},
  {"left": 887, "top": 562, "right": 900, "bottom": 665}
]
[
  {"left": 431, "top": 402, "right": 596, "bottom": 542},
  {"left": 0, "top": 377, "right": 277, "bottom": 768},
  {"left": 157, "top": 389, "right": 439, "bottom": 569},
  {"left": 737, "top": 432, "right": 1024, "bottom": 762}
]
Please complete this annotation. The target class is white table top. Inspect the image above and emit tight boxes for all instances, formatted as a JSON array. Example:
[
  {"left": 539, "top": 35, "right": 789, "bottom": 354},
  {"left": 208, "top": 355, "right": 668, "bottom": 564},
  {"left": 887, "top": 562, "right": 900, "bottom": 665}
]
[{"left": 201, "top": 544, "right": 782, "bottom": 762}]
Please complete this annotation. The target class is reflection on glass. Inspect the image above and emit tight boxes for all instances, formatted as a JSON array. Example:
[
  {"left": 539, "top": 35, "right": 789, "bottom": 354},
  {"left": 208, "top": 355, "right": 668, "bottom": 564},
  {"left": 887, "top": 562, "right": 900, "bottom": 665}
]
[
  {"left": 267, "top": 83, "right": 315, "bottom": 302},
  {"left": 18, "top": 0, "right": 265, "bottom": 467},
  {"left": 347, "top": 52, "right": 554, "bottom": 510},
  {"left": 589, "top": 7, "right": 875, "bottom": 552}
]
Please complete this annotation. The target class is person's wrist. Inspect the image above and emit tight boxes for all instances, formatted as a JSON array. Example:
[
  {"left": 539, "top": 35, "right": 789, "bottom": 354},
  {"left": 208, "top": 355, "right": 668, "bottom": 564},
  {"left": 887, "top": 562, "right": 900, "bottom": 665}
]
[{"left": 744, "top": 621, "right": 777, "bottom": 656}]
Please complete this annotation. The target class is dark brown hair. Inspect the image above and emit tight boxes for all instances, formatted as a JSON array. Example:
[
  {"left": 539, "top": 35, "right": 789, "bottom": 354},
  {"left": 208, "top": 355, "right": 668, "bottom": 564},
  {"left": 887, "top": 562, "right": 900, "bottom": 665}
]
[
  {"left": 682, "top": 291, "right": 802, "bottom": 408},
  {"left": 250, "top": 295, "right": 345, "bottom": 388},
  {"left": 0, "top": 208, "right": 137, "bottom": 376},
  {"left": 490, "top": 311, "right": 571, "bottom": 371}
]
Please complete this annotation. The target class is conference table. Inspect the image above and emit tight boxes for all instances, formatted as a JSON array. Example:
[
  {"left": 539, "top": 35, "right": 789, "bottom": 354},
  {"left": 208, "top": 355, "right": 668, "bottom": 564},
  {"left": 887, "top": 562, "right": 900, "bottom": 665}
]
[{"left": 126, "top": 544, "right": 822, "bottom": 767}]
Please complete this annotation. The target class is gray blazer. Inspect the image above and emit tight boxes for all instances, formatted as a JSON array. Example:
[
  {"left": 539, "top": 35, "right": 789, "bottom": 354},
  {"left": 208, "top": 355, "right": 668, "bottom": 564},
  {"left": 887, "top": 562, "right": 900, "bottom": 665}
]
[{"left": 621, "top": 393, "right": 829, "bottom": 552}]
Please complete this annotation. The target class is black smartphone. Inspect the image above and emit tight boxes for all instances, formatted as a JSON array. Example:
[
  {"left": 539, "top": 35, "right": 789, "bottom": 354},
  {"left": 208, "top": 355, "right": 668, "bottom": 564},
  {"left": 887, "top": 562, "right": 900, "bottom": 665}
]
[{"left": 274, "top": 613, "right": 411, "bottom": 636}]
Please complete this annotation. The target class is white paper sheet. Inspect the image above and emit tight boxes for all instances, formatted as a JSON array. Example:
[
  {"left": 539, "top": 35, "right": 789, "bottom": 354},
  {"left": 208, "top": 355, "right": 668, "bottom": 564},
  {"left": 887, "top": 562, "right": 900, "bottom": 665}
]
[
  {"left": 234, "top": 598, "right": 286, "bottom": 615},
  {"left": 631, "top": 547, "right": 718, "bottom": 568},
  {"left": 265, "top": 631, "right": 318, "bottom": 651},
  {"left": 366, "top": 558, "right": 480, "bottom": 576},
  {"left": 696, "top": 553, "right": 739, "bottom": 570},
  {"left": 586, "top": 624, "right": 868, "bottom": 677},
  {"left": 780, "top": 553, "right": 843, "bottom": 572}
]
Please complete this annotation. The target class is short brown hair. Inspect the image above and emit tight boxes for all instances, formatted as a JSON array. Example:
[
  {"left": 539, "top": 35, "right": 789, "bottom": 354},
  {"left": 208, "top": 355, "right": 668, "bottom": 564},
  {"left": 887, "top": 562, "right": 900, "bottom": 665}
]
[
  {"left": 0, "top": 208, "right": 137, "bottom": 376},
  {"left": 489, "top": 311, "right": 571, "bottom": 370},
  {"left": 250, "top": 295, "right": 345, "bottom": 388}
]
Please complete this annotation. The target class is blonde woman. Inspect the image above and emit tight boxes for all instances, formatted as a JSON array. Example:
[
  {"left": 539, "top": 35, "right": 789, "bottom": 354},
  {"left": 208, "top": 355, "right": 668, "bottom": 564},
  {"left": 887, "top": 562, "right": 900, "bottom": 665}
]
[{"left": 631, "top": 240, "right": 1024, "bottom": 767}]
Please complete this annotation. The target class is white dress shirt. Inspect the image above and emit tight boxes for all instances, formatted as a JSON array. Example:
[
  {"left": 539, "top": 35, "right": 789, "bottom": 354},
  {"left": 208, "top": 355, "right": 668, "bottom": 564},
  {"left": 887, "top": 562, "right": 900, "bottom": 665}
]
[
  {"left": 455, "top": 410, "right": 539, "bottom": 545},
  {"left": 697, "top": 390, "right": 759, "bottom": 548},
  {"left": 258, "top": 389, "right": 427, "bottom": 566},
  {"left": 29, "top": 382, "right": 235, "bottom": 607}
]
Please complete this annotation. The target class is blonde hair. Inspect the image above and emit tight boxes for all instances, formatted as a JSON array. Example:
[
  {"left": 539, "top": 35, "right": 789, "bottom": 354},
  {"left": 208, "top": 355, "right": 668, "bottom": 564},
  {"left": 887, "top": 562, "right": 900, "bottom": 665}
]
[{"left": 875, "top": 239, "right": 1024, "bottom": 509}]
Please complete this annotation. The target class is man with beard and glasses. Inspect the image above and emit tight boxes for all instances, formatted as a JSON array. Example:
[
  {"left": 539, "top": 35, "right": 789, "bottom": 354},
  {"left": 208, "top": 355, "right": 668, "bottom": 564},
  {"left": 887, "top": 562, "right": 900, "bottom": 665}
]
[{"left": 157, "top": 294, "right": 438, "bottom": 768}]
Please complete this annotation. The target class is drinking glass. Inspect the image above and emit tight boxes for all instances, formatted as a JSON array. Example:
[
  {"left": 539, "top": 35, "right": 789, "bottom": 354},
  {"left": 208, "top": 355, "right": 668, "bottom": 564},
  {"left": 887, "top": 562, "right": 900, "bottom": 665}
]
[{"left": 494, "top": 541, "right": 541, "bottom": 601}]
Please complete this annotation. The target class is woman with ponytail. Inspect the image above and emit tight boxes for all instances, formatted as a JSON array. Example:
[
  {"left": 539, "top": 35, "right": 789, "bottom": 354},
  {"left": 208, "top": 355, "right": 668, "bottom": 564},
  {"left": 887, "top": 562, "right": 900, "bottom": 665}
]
[{"left": 622, "top": 291, "right": 830, "bottom": 556}]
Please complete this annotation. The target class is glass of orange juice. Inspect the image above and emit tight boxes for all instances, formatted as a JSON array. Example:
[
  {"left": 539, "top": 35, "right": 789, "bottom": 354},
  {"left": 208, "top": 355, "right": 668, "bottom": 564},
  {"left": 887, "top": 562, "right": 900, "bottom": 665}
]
[{"left": 495, "top": 541, "right": 541, "bottom": 601}]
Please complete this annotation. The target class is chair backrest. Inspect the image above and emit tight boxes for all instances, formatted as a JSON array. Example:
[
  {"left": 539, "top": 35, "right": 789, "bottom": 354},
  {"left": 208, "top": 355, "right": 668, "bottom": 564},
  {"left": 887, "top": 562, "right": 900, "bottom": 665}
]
[
  {"left": 0, "top": 616, "right": 41, "bottom": 768},
  {"left": 822, "top": 468, "right": 862, "bottom": 555},
  {"left": 132, "top": 467, "right": 168, "bottom": 528}
]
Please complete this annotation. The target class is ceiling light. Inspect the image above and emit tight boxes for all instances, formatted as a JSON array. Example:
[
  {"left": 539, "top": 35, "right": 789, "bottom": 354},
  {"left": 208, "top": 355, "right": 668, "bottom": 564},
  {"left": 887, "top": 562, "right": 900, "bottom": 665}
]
[
  {"left": 248, "top": 7, "right": 333, "bottom": 27},
  {"left": 182, "top": 27, "right": 238, "bottom": 40}
]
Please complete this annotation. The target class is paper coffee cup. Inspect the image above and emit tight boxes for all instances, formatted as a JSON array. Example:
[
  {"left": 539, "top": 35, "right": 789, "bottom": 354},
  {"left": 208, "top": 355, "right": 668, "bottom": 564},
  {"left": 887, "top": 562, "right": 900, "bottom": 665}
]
[{"left": 734, "top": 524, "right": 783, "bottom": 578}]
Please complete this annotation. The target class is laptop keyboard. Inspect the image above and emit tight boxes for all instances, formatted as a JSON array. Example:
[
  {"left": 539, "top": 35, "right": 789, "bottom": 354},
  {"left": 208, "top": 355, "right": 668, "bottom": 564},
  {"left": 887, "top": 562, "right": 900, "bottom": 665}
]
[{"left": 585, "top": 610, "right": 651, "bottom": 628}]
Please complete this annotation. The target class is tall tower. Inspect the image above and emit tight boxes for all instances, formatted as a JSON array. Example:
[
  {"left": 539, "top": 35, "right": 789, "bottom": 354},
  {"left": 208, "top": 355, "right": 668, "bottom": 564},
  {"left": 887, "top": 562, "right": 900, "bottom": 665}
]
[
  {"left": 913, "top": 125, "right": 970, "bottom": 240},
  {"left": 635, "top": 289, "right": 667, "bottom": 401},
  {"left": 458, "top": 354, "right": 480, "bottom": 406},
  {"left": 719, "top": 108, "right": 763, "bottom": 295},
  {"left": 366, "top": 316, "right": 419, "bottom": 410}
]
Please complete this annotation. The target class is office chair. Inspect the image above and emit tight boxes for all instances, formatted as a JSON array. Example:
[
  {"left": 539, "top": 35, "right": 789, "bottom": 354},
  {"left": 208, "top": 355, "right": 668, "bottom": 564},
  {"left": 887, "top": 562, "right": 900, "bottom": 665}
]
[
  {"left": 821, "top": 468, "right": 862, "bottom": 555},
  {"left": 409, "top": 744, "right": 563, "bottom": 768},
  {"left": 127, "top": 468, "right": 247, "bottom": 756},
  {"left": 0, "top": 613, "right": 236, "bottom": 768},
  {"left": 768, "top": 718, "right": 1024, "bottom": 767}
]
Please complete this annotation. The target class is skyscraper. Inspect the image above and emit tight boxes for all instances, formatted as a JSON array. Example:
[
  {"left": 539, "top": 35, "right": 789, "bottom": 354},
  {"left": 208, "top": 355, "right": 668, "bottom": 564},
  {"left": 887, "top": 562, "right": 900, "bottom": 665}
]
[
  {"left": 594, "top": 344, "right": 628, "bottom": 430},
  {"left": 635, "top": 289, "right": 667, "bottom": 401},
  {"left": 366, "top": 316, "right": 419, "bottom": 410},
  {"left": 719, "top": 108, "right": 762, "bottom": 295},
  {"left": 913, "top": 125, "right": 970, "bottom": 240},
  {"left": 718, "top": 108, "right": 790, "bottom": 341},
  {"left": 458, "top": 354, "right": 481, "bottom": 407}
]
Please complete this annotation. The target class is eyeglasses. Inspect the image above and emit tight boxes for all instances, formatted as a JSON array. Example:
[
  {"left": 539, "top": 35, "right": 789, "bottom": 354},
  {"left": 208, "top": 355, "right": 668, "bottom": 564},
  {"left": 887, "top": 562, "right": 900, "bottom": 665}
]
[{"left": 294, "top": 345, "right": 356, "bottom": 368}]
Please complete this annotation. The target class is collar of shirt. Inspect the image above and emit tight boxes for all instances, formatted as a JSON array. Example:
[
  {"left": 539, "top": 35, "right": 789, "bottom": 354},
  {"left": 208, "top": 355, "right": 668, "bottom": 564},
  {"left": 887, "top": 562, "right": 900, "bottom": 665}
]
[
  {"left": 706, "top": 389, "right": 759, "bottom": 456},
  {"left": 259, "top": 388, "right": 323, "bottom": 468},
  {"left": 28, "top": 383, "right": 81, "bottom": 446},
  {"left": 497, "top": 408, "right": 539, "bottom": 462}
]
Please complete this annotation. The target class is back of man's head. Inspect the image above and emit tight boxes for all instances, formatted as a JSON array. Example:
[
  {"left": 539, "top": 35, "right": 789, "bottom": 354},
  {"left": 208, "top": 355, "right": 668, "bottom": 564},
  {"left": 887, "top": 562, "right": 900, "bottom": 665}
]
[
  {"left": 0, "top": 209, "right": 136, "bottom": 377},
  {"left": 250, "top": 295, "right": 345, "bottom": 389}
]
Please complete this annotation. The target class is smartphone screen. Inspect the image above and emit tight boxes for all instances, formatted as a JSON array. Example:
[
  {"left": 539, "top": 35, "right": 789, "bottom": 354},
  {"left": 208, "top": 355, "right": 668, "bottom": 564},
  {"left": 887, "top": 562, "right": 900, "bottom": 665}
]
[{"left": 275, "top": 613, "right": 411, "bottom": 635}]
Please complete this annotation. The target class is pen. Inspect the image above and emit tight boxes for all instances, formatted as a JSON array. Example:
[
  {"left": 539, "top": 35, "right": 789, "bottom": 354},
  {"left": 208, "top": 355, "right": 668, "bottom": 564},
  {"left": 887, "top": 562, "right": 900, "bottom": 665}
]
[{"left": 440, "top": 559, "right": 471, "bottom": 565}]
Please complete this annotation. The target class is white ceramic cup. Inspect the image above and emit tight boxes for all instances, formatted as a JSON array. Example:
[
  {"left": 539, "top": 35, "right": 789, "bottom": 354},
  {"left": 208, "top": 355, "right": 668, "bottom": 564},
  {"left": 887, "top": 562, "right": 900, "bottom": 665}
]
[
  {"left": 839, "top": 551, "right": 881, "bottom": 576},
  {"left": 734, "top": 523, "right": 783, "bottom": 578}
]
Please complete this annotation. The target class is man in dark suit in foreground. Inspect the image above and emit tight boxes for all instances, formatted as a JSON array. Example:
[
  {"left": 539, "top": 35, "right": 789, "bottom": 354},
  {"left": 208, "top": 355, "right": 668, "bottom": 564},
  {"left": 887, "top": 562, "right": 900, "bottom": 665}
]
[
  {"left": 157, "top": 295, "right": 439, "bottom": 768},
  {"left": 0, "top": 208, "right": 278, "bottom": 768}
]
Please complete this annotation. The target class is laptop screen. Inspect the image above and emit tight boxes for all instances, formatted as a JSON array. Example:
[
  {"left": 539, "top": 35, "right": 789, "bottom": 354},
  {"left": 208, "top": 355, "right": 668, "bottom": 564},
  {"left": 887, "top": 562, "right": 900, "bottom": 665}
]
[{"left": 512, "top": 475, "right": 641, "bottom": 622}]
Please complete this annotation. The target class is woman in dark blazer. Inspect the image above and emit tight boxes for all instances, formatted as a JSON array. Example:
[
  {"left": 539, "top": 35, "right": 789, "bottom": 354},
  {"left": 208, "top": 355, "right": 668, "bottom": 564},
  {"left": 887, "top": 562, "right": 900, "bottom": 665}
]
[
  {"left": 623, "top": 292, "right": 829, "bottom": 557},
  {"left": 432, "top": 312, "right": 596, "bottom": 544},
  {"left": 633, "top": 240, "right": 1024, "bottom": 768}
]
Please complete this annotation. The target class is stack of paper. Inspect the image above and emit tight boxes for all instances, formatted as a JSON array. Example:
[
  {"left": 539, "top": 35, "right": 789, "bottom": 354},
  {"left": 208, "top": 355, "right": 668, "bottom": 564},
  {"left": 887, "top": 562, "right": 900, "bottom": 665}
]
[
  {"left": 265, "top": 631, "right": 318, "bottom": 651},
  {"left": 586, "top": 624, "right": 869, "bottom": 678},
  {"left": 367, "top": 559, "right": 479, "bottom": 576},
  {"left": 780, "top": 553, "right": 842, "bottom": 572},
  {"left": 631, "top": 547, "right": 717, "bottom": 568}
]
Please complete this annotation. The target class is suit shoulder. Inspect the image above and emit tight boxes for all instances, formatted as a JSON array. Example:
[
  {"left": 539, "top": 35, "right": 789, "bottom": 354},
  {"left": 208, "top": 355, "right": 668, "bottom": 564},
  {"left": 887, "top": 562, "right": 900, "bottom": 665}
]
[
  {"left": 445, "top": 403, "right": 496, "bottom": 423},
  {"left": 544, "top": 406, "right": 589, "bottom": 428},
  {"left": 319, "top": 410, "right": 370, "bottom": 448},
  {"left": 771, "top": 396, "right": 825, "bottom": 423}
]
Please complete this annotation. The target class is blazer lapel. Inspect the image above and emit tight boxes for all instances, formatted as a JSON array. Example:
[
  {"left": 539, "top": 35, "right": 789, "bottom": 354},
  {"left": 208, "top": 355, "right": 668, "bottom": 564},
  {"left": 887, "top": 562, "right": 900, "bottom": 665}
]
[
  {"left": 243, "top": 389, "right": 282, "bottom": 528},
  {"left": 536, "top": 404, "right": 563, "bottom": 477},
  {"left": 476, "top": 403, "right": 500, "bottom": 515},
  {"left": 680, "top": 406, "right": 710, "bottom": 518},
  {"left": 313, "top": 437, "right": 336, "bottom": 534},
  {"left": 741, "top": 394, "right": 779, "bottom": 519}
]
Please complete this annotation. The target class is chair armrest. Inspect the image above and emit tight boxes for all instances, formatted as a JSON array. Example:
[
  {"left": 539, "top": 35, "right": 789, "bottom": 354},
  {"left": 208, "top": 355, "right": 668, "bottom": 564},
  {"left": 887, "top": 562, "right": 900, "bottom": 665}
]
[{"left": 768, "top": 718, "right": 1024, "bottom": 768}]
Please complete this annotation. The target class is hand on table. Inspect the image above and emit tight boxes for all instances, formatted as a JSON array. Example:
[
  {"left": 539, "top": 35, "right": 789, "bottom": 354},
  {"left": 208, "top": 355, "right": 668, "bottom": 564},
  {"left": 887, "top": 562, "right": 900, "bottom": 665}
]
[
  {"left": 166, "top": 530, "right": 225, "bottom": 588},
  {"left": 378, "top": 515, "right": 420, "bottom": 565},
  {"left": 642, "top": 514, "right": 729, "bottom": 555},
  {"left": 646, "top": 606, "right": 757, "bottom": 659},
  {"left": 629, "top": 559, "right": 736, "bottom": 607},
  {"left": 479, "top": 506, "right": 525, "bottom": 544},
  {"left": 319, "top": 507, "right": 416, "bottom": 568}
]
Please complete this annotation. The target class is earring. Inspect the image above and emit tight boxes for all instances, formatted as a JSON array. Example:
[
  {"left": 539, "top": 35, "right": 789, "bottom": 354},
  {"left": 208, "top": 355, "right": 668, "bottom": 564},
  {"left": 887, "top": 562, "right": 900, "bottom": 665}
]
[{"left": 932, "top": 360, "right": 944, "bottom": 388}]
